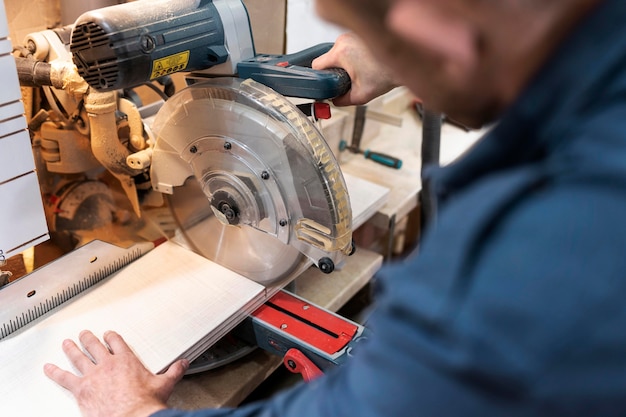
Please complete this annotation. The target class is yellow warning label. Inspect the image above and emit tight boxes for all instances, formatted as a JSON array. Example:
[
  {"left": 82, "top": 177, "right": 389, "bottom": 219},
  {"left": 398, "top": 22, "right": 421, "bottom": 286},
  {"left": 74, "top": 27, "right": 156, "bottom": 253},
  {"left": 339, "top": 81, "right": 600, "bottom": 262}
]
[{"left": 150, "top": 51, "right": 190, "bottom": 80}]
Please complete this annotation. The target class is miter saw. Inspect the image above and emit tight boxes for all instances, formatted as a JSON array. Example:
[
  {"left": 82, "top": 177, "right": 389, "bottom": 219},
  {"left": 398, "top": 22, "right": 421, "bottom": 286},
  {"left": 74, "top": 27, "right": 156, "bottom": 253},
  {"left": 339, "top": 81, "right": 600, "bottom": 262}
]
[
  {"left": 9, "top": 0, "right": 366, "bottom": 376},
  {"left": 15, "top": 0, "right": 353, "bottom": 282}
]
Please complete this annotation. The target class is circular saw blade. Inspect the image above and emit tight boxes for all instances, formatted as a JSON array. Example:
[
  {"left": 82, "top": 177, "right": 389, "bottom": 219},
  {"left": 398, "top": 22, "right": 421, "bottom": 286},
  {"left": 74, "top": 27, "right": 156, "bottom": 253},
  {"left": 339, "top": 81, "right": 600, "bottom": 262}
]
[
  {"left": 150, "top": 78, "right": 352, "bottom": 285},
  {"left": 166, "top": 176, "right": 307, "bottom": 284}
]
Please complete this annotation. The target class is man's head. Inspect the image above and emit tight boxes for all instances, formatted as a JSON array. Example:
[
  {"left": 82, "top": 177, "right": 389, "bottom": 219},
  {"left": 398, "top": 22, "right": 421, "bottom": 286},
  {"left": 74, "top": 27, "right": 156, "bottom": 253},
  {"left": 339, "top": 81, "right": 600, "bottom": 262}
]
[{"left": 315, "top": 0, "right": 603, "bottom": 127}]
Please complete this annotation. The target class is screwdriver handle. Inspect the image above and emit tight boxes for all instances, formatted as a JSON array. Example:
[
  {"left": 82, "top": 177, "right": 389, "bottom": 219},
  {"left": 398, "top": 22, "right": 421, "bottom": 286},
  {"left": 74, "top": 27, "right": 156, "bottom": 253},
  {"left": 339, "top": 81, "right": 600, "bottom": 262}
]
[{"left": 363, "top": 149, "right": 403, "bottom": 169}]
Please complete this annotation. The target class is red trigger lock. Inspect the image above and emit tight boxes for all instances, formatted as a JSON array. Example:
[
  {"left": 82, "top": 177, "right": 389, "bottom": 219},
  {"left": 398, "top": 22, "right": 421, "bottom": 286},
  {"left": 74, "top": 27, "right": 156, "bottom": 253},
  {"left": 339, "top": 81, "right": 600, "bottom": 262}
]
[{"left": 283, "top": 348, "right": 324, "bottom": 382}]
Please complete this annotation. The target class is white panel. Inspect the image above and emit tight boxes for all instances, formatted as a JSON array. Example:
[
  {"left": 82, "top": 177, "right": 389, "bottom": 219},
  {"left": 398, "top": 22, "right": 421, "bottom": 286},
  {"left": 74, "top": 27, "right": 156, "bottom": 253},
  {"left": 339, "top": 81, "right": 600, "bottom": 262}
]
[
  {"left": 0, "top": 1, "right": 7, "bottom": 39},
  {"left": 0, "top": 38, "right": 11, "bottom": 54},
  {"left": 0, "top": 54, "right": 23, "bottom": 104},
  {"left": 0, "top": 130, "right": 35, "bottom": 183},
  {"left": 0, "top": 0, "right": 49, "bottom": 259},
  {"left": 0, "top": 100, "right": 26, "bottom": 123},
  {"left": 0, "top": 172, "right": 49, "bottom": 258},
  {"left": 0, "top": 113, "right": 27, "bottom": 137}
]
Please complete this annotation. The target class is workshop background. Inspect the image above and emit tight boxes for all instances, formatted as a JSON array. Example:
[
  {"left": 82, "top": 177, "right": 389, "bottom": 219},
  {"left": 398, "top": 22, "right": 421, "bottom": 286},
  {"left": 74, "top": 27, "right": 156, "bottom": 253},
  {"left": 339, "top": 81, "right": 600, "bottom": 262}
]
[{"left": 0, "top": 0, "right": 483, "bottom": 410}]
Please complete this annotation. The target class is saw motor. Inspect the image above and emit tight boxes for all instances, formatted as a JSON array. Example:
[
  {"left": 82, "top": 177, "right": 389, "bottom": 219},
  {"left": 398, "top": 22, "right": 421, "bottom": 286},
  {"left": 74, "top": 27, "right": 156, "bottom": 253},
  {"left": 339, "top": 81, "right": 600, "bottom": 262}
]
[
  {"left": 69, "top": 0, "right": 349, "bottom": 99},
  {"left": 70, "top": 0, "right": 252, "bottom": 91}
]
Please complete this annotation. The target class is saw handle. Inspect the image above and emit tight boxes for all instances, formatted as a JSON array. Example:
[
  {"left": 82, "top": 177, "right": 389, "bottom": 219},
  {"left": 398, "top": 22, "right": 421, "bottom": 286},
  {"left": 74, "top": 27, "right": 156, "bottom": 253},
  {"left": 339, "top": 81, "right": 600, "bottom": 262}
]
[
  {"left": 277, "top": 43, "right": 351, "bottom": 92},
  {"left": 279, "top": 42, "right": 334, "bottom": 68},
  {"left": 237, "top": 43, "right": 351, "bottom": 100},
  {"left": 324, "top": 67, "right": 352, "bottom": 97}
]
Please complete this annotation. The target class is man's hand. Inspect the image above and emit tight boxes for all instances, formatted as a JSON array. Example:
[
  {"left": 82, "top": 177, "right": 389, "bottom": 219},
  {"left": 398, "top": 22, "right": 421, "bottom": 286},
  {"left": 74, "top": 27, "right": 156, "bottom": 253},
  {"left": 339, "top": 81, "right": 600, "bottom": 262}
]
[
  {"left": 44, "top": 330, "right": 189, "bottom": 417},
  {"left": 312, "top": 33, "right": 399, "bottom": 106}
]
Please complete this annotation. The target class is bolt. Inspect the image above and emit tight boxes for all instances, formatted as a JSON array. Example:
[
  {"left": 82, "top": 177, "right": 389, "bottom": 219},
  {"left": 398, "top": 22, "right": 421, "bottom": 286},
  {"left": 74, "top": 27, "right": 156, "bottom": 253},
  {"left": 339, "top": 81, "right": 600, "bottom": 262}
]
[
  {"left": 140, "top": 35, "right": 155, "bottom": 53},
  {"left": 287, "top": 359, "right": 296, "bottom": 369},
  {"left": 280, "top": 323, "right": 288, "bottom": 330},
  {"left": 303, "top": 305, "right": 310, "bottom": 310},
  {"left": 224, "top": 142, "right": 232, "bottom": 150},
  {"left": 261, "top": 171, "right": 270, "bottom": 180},
  {"left": 190, "top": 145, "right": 198, "bottom": 154},
  {"left": 221, "top": 204, "right": 236, "bottom": 221},
  {"left": 279, "top": 219, "right": 288, "bottom": 227},
  {"left": 318, "top": 257, "right": 335, "bottom": 274}
]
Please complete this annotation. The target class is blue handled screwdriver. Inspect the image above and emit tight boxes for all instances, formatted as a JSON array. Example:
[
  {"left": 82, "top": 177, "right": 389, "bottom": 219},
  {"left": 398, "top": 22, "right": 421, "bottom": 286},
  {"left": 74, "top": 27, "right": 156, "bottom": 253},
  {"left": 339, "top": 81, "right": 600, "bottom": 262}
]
[
  {"left": 340, "top": 105, "right": 403, "bottom": 169},
  {"left": 339, "top": 139, "right": 403, "bottom": 169}
]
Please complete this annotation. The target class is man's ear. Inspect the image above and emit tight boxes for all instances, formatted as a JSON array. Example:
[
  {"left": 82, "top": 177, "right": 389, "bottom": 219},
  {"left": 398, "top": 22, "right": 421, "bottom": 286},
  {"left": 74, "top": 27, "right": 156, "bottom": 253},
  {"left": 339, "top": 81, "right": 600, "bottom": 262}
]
[{"left": 385, "top": 1, "right": 479, "bottom": 84}]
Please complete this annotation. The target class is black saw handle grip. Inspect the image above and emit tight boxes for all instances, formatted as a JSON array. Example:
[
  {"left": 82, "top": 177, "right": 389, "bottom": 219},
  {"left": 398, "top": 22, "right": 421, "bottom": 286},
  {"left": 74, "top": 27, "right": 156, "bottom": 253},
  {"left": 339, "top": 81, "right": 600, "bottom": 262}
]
[{"left": 237, "top": 43, "right": 351, "bottom": 100}]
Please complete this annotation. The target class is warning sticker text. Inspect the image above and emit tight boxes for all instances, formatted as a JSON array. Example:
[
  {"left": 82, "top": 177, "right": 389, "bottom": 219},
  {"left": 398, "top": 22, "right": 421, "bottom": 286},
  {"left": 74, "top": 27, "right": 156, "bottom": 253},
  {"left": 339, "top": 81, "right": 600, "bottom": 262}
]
[{"left": 150, "top": 51, "right": 190, "bottom": 79}]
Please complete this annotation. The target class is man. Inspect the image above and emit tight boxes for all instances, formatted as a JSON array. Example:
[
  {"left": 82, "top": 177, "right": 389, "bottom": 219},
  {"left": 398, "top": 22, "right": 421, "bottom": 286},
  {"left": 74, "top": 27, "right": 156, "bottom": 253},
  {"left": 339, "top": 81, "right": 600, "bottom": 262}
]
[{"left": 45, "top": 0, "right": 626, "bottom": 416}]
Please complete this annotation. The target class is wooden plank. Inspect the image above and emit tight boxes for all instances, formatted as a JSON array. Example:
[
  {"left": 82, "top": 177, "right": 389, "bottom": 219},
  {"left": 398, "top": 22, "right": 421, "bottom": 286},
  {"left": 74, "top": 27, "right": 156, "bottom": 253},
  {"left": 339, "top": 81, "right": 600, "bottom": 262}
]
[{"left": 0, "top": 242, "right": 268, "bottom": 416}]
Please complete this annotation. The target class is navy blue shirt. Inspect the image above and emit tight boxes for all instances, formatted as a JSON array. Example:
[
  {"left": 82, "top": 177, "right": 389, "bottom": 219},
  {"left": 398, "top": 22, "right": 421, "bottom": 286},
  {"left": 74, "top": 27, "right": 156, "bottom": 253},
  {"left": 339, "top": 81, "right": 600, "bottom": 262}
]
[{"left": 156, "top": 0, "right": 626, "bottom": 415}]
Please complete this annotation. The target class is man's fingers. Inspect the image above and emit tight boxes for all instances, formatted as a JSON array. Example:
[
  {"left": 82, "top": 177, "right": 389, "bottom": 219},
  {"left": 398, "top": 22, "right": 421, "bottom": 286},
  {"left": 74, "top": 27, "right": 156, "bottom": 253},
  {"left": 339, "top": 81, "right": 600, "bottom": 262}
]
[
  {"left": 313, "top": 52, "right": 354, "bottom": 106},
  {"left": 79, "top": 330, "right": 112, "bottom": 362},
  {"left": 332, "top": 93, "right": 357, "bottom": 107},
  {"left": 161, "top": 359, "right": 189, "bottom": 384},
  {"left": 62, "top": 338, "right": 97, "bottom": 374},
  {"left": 103, "top": 330, "right": 133, "bottom": 355},
  {"left": 43, "top": 363, "right": 80, "bottom": 392},
  {"left": 312, "top": 53, "right": 333, "bottom": 70}
]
